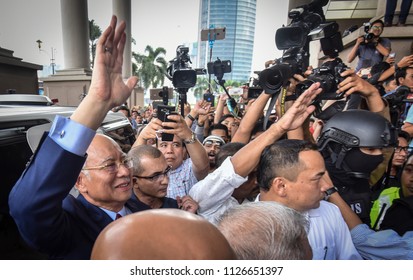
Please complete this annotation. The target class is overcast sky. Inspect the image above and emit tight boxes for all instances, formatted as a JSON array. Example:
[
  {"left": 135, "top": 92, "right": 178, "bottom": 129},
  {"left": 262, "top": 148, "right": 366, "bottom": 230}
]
[{"left": 0, "top": 0, "right": 288, "bottom": 77}]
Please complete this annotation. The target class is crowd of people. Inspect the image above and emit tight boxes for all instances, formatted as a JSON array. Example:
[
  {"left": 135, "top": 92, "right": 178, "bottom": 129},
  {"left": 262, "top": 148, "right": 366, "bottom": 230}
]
[{"left": 8, "top": 15, "right": 413, "bottom": 260}]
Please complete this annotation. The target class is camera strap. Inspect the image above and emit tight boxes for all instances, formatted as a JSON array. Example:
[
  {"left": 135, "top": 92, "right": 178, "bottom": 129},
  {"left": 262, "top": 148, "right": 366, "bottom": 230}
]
[
  {"left": 279, "top": 87, "right": 297, "bottom": 116},
  {"left": 263, "top": 90, "right": 280, "bottom": 130}
]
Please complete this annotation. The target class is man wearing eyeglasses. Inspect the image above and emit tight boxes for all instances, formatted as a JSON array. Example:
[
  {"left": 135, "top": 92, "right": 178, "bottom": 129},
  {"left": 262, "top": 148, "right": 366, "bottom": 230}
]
[
  {"left": 347, "top": 19, "right": 391, "bottom": 73},
  {"left": 370, "top": 131, "right": 412, "bottom": 230},
  {"left": 9, "top": 16, "right": 141, "bottom": 259},
  {"left": 132, "top": 113, "right": 209, "bottom": 200},
  {"left": 128, "top": 145, "right": 198, "bottom": 213}
]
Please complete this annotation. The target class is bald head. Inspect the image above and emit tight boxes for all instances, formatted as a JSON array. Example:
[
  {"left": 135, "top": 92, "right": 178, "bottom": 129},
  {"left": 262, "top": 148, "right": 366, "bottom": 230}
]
[{"left": 91, "top": 209, "right": 236, "bottom": 260}]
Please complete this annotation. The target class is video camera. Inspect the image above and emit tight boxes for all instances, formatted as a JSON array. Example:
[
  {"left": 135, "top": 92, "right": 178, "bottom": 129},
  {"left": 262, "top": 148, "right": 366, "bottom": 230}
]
[
  {"left": 258, "top": 0, "right": 344, "bottom": 97},
  {"left": 385, "top": 85, "right": 412, "bottom": 106},
  {"left": 166, "top": 45, "right": 197, "bottom": 89},
  {"left": 384, "top": 86, "right": 413, "bottom": 128},
  {"left": 247, "top": 75, "right": 264, "bottom": 99},
  {"left": 361, "top": 22, "right": 374, "bottom": 44},
  {"left": 207, "top": 58, "right": 232, "bottom": 81},
  {"left": 295, "top": 57, "right": 348, "bottom": 101},
  {"left": 207, "top": 57, "right": 240, "bottom": 117}
]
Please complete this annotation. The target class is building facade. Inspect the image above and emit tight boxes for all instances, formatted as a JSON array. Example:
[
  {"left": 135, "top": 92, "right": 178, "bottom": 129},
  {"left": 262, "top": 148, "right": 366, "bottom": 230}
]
[{"left": 197, "top": 0, "right": 257, "bottom": 83}]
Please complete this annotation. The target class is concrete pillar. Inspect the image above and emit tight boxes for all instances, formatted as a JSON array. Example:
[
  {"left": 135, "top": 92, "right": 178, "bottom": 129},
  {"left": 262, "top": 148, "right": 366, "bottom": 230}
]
[
  {"left": 42, "top": 0, "right": 91, "bottom": 106},
  {"left": 60, "top": 0, "right": 90, "bottom": 70},
  {"left": 376, "top": 0, "right": 386, "bottom": 18},
  {"left": 112, "top": 0, "right": 132, "bottom": 78},
  {"left": 112, "top": 0, "right": 141, "bottom": 108}
]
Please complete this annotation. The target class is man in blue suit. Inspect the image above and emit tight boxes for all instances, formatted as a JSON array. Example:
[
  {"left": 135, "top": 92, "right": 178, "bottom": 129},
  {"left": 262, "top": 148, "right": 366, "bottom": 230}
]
[{"left": 8, "top": 15, "right": 140, "bottom": 259}]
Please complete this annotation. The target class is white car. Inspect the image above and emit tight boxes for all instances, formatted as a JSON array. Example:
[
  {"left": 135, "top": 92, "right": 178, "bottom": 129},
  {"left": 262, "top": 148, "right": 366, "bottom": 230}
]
[{"left": 0, "top": 95, "right": 136, "bottom": 259}]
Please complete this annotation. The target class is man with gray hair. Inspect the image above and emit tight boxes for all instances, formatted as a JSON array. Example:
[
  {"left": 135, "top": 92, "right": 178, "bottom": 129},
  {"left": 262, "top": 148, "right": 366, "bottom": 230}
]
[{"left": 217, "top": 201, "right": 312, "bottom": 260}]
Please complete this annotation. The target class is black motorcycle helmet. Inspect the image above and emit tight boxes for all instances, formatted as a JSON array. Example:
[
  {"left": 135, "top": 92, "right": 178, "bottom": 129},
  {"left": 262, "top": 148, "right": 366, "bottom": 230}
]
[{"left": 318, "top": 109, "right": 397, "bottom": 175}]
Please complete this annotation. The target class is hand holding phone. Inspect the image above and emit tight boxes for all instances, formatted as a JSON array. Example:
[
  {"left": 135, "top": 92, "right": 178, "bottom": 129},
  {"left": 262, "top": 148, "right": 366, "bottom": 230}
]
[
  {"left": 156, "top": 105, "right": 177, "bottom": 141},
  {"left": 203, "top": 93, "right": 215, "bottom": 107}
]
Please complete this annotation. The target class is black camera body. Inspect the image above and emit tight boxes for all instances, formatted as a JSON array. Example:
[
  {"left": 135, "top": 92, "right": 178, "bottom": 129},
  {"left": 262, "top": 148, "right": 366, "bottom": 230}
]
[
  {"left": 203, "top": 92, "right": 215, "bottom": 107},
  {"left": 246, "top": 75, "right": 263, "bottom": 99},
  {"left": 248, "top": 87, "right": 263, "bottom": 99},
  {"left": 295, "top": 57, "right": 349, "bottom": 100},
  {"left": 361, "top": 22, "right": 374, "bottom": 44},
  {"left": 156, "top": 105, "right": 177, "bottom": 141},
  {"left": 207, "top": 58, "right": 231, "bottom": 81},
  {"left": 258, "top": 0, "right": 341, "bottom": 96},
  {"left": 363, "top": 33, "right": 374, "bottom": 42},
  {"left": 166, "top": 46, "right": 197, "bottom": 89},
  {"left": 258, "top": 47, "right": 307, "bottom": 94}
]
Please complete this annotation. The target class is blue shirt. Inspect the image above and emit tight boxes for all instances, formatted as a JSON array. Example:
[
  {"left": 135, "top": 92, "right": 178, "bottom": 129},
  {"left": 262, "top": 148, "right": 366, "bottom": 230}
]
[
  {"left": 49, "top": 115, "right": 95, "bottom": 156},
  {"left": 351, "top": 224, "right": 413, "bottom": 259},
  {"left": 355, "top": 38, "right": 391, "bottom": 72}
]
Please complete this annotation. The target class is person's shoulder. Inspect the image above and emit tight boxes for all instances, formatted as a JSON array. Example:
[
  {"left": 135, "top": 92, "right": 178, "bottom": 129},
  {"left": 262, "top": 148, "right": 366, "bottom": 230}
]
[
  {"left": 378, "top": 186, "right": 401, "bottom": 196},
  {"left": 380, "top": 37, "right": 391, "bottom": 45},
  {"left": 316, "top": 200, "right": 342, "bottom": 216},
  {"left": 162, "top": 197, "right": 179, "bottom": 208}
]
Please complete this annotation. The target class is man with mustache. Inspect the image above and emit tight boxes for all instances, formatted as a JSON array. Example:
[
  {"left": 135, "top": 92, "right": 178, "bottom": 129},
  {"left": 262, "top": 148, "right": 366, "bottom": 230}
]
[{"left": 202, "top": 135, "right": 225, "bottom": 173}]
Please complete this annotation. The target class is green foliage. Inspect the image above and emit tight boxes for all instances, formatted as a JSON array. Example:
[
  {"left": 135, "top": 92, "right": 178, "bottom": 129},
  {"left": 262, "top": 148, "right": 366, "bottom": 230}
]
[
  {"left": 225, "top": 80, "right": 242, "bottom": 87},
  {"left": 89, "top": 19, "right": 102, "bottom": 68},
  {"left": 132, "top": 45, "right": 167, "bottom": 90},
  {"left": 193, "top": 77, "right": 211, "bottom": 99},
  {"left": 192, "top": 77, "right": 243, "bottom": 101}
]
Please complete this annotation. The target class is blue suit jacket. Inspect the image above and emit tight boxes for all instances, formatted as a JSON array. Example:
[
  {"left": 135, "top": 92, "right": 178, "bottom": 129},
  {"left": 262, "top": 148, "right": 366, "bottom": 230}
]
[{"left": 9, "top": 136, "right": 140, "bottom": 259}]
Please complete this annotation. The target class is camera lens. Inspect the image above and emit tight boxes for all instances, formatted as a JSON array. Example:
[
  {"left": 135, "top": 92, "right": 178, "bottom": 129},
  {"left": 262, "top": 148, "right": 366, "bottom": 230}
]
[{"left": 258, "top": 64, "right": 293, "bottom": 94}]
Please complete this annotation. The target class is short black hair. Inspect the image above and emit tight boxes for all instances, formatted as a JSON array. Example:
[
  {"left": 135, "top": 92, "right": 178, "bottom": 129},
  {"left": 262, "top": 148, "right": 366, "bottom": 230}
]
[
  {"left": 399, "top": 129, "right": 411, "bottom": 143},
  {"left": 208, "top": 123, "right": 229, "bottom": 137},
  {"left": 371, "top": 62, "right": 390, "bottom": 76},
  {"left": 257, "top": 139, "right": 318, "bottom": 191},
  {"left": 371, "top": 19, "right": 384, "bottom": 27},
  {"left": 219, "top": 114, "right": 235, "bottom": 124},
  {"left": 395, "top": 67, "right": 412, "bottom": 86},
  {"left": 115, "top": 105, "right": 131, "bottom": 117},
  {"left": 215, "top": 142, "right": 245, "bottom": 168}
]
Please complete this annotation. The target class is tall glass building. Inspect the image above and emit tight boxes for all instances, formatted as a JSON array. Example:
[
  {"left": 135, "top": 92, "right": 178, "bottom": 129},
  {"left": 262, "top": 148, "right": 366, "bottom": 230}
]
[{"left": 197, "top": 0, "right": 256, "bottom": 83}]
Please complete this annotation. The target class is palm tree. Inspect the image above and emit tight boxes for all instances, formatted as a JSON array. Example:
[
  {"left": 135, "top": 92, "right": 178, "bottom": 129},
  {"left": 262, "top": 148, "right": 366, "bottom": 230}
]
[
  {"left": 89, "top": 19, "right": 102, "bottom": 68},
  {"left": 193, "top": 77, "right": 212, "bottom": 100},
  {"left": 225, "top": 80, "right": 242, "bottom": 87},
  {"left": 132, "top": 45, "right": 167, "bottom": 90}
]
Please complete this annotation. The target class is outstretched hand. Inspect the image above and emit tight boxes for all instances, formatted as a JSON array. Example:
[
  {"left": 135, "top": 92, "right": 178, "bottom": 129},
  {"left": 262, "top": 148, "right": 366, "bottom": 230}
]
[
  {"left": 89, "top": 15, "right": 139, "bottom": 109},
  {"left": 71, "top": 16, "right": 139, "bottom": 130},
  {"left": 275, "top": 82, "right": 321, "bottom": 132},
  {"left": 337, "top": 69, "right": 379, "bottom": 98}
]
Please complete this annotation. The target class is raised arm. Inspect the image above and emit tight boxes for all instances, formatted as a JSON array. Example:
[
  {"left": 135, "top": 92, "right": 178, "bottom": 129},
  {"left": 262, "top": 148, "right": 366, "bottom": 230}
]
[
  {"left": 231, "top": 82, "right": 322, "bottom": 177},
  {"left": 347, "top": 37, "right": 363, "bottom": 64},
  {"left": 213, "top": 93, "right": 229, "bottom": 124},
  {"left": 337, "top": 68, "right": 387, "bottom": 115},
  {"left": 163, "top": 114, "right": 209, "bottom": 181},
  {"left": 71, "top": 16, "right": 138, "bottom": 129},
  {"left": 231, "top": 91, "right": 270, "bottom": 143},
  {"left": 379, "top": 55, "right": 413, "bottom": 82}
]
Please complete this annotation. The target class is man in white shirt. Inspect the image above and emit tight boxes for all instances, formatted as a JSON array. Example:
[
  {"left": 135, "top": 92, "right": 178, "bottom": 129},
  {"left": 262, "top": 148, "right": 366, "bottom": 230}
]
[
  {"left": 190, "top": 82, "right": 324, "bottom": 225},
  {"left": 257, "top": 139, "right": 362, "bottom": 260}
]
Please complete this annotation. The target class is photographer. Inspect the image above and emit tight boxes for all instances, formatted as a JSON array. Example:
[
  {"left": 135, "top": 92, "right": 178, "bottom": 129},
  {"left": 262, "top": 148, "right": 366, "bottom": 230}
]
[
  {"left": 347, "top": 20, "right": 391, "bottom": 72},
  {"left": 132, "top": 112, "right": 209, "bottom": 200}
]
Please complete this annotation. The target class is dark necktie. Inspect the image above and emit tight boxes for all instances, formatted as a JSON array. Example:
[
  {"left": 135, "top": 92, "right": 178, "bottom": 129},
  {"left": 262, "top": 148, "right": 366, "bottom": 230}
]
[{"left": 115, "top": 213, "right": 122, "bottom": 220}]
